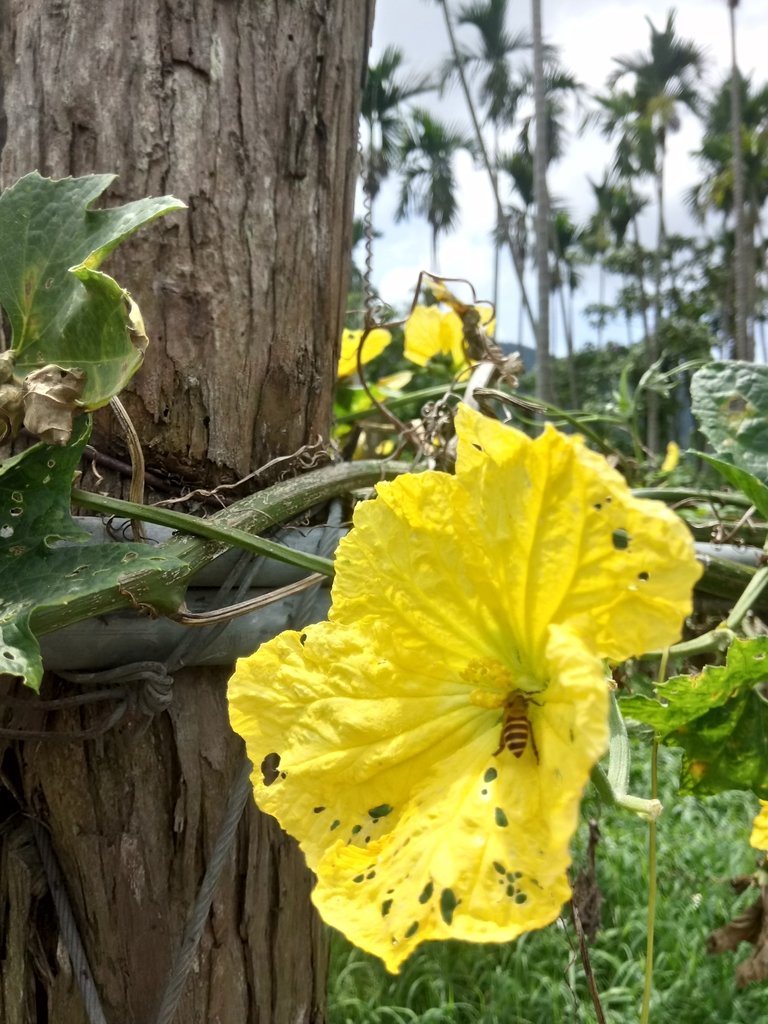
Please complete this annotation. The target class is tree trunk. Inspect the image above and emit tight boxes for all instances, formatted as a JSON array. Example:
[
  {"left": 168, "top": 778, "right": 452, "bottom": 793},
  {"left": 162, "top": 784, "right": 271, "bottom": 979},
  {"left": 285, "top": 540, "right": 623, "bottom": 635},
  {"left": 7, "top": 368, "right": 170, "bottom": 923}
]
[{"left": 0, "top": 1, "right": 374, "bottom": 1021}]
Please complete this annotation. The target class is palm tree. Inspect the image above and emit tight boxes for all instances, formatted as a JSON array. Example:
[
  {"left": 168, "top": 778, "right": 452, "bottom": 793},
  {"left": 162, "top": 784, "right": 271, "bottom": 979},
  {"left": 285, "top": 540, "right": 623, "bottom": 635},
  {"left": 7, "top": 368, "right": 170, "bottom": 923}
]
[
  {"left": 434, "top": 0, "right": 538, "bottom": 337},
  {"left": 448, "top": 0, "right": 530, "bottom": 311},
  {"left": 516, "top": 58, "right": 583, "bottom": 165},
  {"left": 498, "top": 138, "right": 534, "bottom": 344},
  {"left": 550, "top": 207, "right": 583, "bottom": 407},
  {"left": 531, "top": 0, "right": 552, "bottom": 403},
  {"left": 395, "top": 108, "right": 473, "bottom": 269},
  {"left": 689, "top": 74, "right": 768, "bottom": 356},
  {"left": 588, "top": 90, "right": 656, "bottom": 346},
  {"left": 583, "top": 173, "right": 649, "bottom": 346},
  {"left": 360, "top": 48, "right": 432, "bottom": 277},
  {"left": 608, "top": 9, "right": 706, "bottom": 451}
]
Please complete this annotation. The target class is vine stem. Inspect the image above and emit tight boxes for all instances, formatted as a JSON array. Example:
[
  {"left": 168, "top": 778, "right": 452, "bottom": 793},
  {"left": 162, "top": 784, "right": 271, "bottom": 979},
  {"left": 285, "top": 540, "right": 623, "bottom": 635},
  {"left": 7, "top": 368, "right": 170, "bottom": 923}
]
[{"left": 30, "top": 460, "right": 410, "bottom": 639}]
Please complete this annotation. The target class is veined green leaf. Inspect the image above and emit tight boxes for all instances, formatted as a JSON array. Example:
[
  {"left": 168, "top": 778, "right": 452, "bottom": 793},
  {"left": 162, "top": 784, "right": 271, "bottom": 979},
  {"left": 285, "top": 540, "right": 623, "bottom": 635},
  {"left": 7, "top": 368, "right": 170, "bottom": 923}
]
[
  {"left": 0, "top": 172, "right": 185, "bottom": 408},
  {"left": 0, "top": 418, "right": 185, "bottom": 690},
  {"left": 691, "top": 361, "right": 768, "bottom": 481},
  {"left": 622, "top": 637, "right": 768, "bottom": 798}
]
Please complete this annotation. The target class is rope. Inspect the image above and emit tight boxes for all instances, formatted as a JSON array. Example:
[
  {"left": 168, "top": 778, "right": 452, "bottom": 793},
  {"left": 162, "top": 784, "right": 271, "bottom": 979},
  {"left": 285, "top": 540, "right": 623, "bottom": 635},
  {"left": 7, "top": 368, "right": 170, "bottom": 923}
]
[
  {"left": 30, "top": 819, "right": 109, "bottom": 1024},
  {"left": 150, "top": 757, "right": 254, "bottom": 1024}
]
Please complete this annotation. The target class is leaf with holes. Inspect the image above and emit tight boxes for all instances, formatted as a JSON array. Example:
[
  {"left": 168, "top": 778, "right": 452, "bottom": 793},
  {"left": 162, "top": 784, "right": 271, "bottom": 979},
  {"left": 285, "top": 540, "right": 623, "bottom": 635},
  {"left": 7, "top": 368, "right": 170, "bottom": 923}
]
[
  {"left": 621, "top": 637, "right": 768, "bottom": 799},
  {"left": 0, "top": 172, "right": 184, "bottom": 408},
  {"left": 691, "top": 362, "right": 768, "bottom": 481},
  {"left": 0, "top": 419, "right": 187, "bottom": 690}
]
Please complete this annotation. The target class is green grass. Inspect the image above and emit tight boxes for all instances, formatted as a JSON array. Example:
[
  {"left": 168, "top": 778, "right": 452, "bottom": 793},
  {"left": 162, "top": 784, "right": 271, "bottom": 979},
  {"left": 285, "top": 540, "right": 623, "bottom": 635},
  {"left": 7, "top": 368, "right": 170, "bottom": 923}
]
[{"left": 328, "top": 745, "right": 765, "bottom": 1024}]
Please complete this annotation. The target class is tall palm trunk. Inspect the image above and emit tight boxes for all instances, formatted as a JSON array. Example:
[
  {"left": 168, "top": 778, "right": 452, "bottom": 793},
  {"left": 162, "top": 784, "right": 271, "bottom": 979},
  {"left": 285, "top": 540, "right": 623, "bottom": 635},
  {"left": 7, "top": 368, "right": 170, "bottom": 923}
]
[
  {"left": 729, "top": 0, "right": 751, "bottom": 359},
  {"left": 556, "top": 268, "right": 579, "bottom": 407},
  {"left": 647, "top": 144, "right": 667, "bottom": 454},
  {"left": 492, "top": 129, "right": 501, "bottom": 319},
  {"left": 531, "top": 0, "right": 552, "bottom": 403},
  {"left": 631, "top": 215, "right": 652, "bottom": 345}
]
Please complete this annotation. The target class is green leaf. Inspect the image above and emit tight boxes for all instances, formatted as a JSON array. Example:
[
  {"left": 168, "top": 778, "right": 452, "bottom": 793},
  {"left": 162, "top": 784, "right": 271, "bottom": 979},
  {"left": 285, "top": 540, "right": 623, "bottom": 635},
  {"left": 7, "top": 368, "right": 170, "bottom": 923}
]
[
  {"left": 621, "top": 637, "right": 768, "bottom": 799},
  {"left": 0, "top": 172, "right": 185, "bottom": 407},
  {"left": 696, "top": 452, "right": 768, "bottom": 520},
  {"left": 0, "top": 418, "right": 186, "bottom": 690},
  {"left": 690, "top": 361, "right": 768, "bottom": 480},
  {"left": 0, "top": 420, "right": 92, "bottom": 549}
]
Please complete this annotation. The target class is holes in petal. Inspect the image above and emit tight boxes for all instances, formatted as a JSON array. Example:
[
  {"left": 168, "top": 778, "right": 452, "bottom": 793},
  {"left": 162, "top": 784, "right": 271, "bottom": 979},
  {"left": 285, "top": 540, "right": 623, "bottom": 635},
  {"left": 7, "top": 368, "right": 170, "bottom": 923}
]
[
  {"left": 440, "top": 888, "right": 458, "bottom": 926},
  {"left": 260, "top": 752, "right": 281, "bottom": 786},
  {"left": 612, "top": 529, "right": 631, "bottom": 551}
]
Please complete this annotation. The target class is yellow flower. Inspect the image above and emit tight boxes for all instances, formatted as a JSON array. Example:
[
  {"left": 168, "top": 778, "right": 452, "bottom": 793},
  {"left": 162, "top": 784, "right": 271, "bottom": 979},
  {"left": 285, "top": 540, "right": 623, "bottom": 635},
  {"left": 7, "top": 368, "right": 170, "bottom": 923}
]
[
  {"left": 661, "top": 441, "right": 680, "bottom": 474},
  {"left": 228, "top": 406, "right": 702, "bottom": 972},
  {"left": 751, "top": 801, "right": 768, "bottom": 850},
  {"left": 338, "top": 327, "right": 392, "bottom": 379},
  {"left": 404, "top": 304, "right": 494, "bottom": 370}
]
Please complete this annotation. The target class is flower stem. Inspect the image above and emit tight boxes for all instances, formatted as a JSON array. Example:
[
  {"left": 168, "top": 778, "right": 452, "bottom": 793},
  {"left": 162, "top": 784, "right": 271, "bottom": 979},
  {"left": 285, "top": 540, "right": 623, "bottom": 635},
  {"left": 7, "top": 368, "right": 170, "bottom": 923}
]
[
  {"left": 640, "top": 739, "right": 659, "bottom": 1024},
  {"left": 640, "top": 649, "right": 667, "bottom": 1024},
  {"left": 589, "top": 695, "right": 662, "bottom": 821}
]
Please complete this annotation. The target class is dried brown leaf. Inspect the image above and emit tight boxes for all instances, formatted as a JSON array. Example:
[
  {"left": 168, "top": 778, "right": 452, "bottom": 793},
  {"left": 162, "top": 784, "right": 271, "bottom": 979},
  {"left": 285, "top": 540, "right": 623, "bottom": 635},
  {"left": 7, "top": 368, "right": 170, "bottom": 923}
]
[
  {"left": 708, "top": 881, "right": 768, "bottom": 987},
  {"left": 22, "top": 364, "right": 86, "bottom": 445}
]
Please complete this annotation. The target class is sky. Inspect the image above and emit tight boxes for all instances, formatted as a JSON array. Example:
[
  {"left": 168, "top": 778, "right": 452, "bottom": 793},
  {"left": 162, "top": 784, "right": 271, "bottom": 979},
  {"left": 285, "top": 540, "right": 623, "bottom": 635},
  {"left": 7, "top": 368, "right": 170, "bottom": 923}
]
[{"left": 363, "top": 0, "right": 766, "bottom": 354}]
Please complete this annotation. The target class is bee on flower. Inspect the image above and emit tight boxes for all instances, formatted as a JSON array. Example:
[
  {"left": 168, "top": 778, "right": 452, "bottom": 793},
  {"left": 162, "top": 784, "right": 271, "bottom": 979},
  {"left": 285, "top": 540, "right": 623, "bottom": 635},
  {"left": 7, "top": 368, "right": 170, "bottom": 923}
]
[{"left": 228, "top": 405, "right": 702, "bottom": 972}]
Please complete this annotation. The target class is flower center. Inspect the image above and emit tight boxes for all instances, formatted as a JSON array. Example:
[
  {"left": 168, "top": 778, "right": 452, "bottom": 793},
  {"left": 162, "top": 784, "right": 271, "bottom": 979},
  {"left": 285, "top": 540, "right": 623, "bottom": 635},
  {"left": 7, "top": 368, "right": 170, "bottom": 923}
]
[{"left": 462, "top": 656, "right": 540, "bottom": 710}]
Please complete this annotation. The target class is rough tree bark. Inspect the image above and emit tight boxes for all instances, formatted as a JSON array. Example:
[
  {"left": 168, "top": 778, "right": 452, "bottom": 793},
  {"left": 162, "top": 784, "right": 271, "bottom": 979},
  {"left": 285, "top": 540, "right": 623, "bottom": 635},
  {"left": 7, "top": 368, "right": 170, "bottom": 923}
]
[{"left": 0, "top": 1, "right": 374, "bottom": 1022}]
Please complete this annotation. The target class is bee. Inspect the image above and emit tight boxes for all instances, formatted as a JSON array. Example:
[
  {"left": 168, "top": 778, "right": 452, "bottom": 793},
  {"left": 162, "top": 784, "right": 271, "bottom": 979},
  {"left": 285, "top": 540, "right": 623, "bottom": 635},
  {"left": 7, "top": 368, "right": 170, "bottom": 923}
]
[{"left": 494, "top": 691, "right": 541, "bottom": 762}]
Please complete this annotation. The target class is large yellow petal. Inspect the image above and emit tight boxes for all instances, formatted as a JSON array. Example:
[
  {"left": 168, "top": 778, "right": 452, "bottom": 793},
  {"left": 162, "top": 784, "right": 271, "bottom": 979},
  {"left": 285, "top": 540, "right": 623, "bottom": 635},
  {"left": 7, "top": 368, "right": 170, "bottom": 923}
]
[
  {"left": 228, "top": 621, "right": 491, "bottom": 873},
  {"left": 330, "top": 469, "right": 526, "bottom": 678},
  {"left": 230, "top": 615, "right": 608, "bottom": 972},
  {"left": 229, "top": 617, "right": 607, "bottom": 972},
  {"left": 338, "top": 327, "right": 392, "bottom": 379},
  {"left": 453, "top": 406, "right": 702, "bottom": 661}
]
